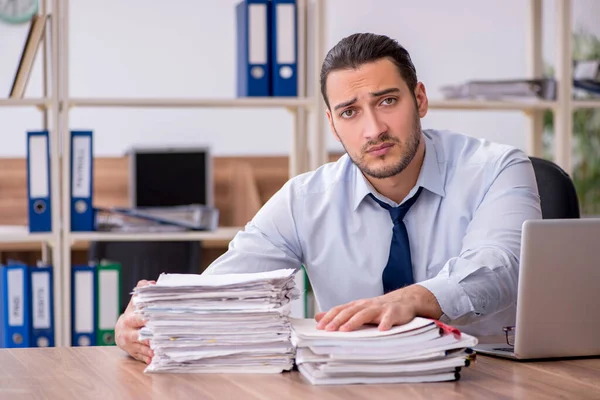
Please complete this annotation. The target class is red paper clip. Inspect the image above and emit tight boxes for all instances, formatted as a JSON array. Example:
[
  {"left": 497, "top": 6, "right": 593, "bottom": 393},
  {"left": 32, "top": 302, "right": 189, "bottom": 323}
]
[{"left": 433, "top": 320, "right": 462, "bottom": 339}]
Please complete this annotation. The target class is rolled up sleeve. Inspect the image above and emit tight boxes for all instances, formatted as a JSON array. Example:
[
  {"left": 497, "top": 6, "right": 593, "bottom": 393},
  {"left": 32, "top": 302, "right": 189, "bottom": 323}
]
[{"left": 418, "top": 148, "right": 542, "bottom": 325}]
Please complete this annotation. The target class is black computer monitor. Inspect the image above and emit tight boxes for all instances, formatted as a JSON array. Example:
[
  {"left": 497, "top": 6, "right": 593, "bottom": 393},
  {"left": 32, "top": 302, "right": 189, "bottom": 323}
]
[{"left": 128, "top": 146, "right": 213, "bottom": 208}]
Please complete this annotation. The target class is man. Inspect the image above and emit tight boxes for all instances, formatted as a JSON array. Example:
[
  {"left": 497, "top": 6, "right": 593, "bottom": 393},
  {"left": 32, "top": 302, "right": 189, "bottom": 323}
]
[{"left": 116, "top": 33, "right": 542, "bottom": 364}]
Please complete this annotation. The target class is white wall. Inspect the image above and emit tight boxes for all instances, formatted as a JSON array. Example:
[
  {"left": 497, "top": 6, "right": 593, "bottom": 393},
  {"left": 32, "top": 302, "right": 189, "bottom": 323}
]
[{"left": 1, "top": 0, "right": 598, "bottom": 158}]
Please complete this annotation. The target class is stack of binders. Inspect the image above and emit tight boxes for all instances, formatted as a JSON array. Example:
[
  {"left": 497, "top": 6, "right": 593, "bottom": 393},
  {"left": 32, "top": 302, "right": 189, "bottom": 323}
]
[
  {"left": 0, "top": 261, "right": 55, "bottom": 348},
  {"left": 236, "top": 0, "right": 298, "bottom": 97},
  {"left": 71, "top": 260, "right": 121, "bottom": 347}
]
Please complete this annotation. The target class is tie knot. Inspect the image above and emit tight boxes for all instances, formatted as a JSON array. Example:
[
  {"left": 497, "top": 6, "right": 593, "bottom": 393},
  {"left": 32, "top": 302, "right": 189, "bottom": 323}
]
[{"left": 370, "top": 187, "right": 423, "bottom": 225}]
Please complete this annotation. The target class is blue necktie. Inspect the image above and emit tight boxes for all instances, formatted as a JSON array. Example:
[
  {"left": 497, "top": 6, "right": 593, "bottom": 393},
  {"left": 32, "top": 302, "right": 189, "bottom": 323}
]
[{"left": 369, "top": 187, "right": 424, "bottom": 294}]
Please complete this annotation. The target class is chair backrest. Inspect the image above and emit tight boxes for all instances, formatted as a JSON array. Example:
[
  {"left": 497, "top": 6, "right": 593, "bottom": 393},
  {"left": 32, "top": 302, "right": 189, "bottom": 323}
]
[{"left": 529, "top": 156, "right": 580, "bottom": 219}]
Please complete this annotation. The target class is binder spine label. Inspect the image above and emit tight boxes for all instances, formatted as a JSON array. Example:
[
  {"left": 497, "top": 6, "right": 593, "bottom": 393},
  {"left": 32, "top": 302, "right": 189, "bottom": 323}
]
[
  {"left": 28, "top": 135, "right": 49, "bottom": 198},
  {"left": 276, "top": 4, "right": 295, "bottom": 64},
  {"left": 75, "top": 271, "right": 94, "bottom": 333},
  {"left": 98, "top": 270, "right": 119, "bottom": 330},
  {"left": 72, "top": 136, "right": 91, "bottom": 198},
  {"left": 249, "top": 4, "right": 267, "bottom": 65},
  {"left": 32, "top": 272, "right": 51, "bottom": 329},
  {"left": 7, "top": 269, "right": 24, "bottom": 326}
]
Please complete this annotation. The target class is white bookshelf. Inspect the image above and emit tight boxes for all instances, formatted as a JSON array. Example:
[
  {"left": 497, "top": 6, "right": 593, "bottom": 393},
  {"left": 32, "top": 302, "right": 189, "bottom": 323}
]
[
  {"left": 67, "top": 227, "right": 242, "bottom": 244},
  {"left": 428, "top": 99, "right": 558, "bottom": 111},
  {"left": 68, "top": 97, "right": 315, "bottom": 109},
  {"left": 0, "top": 227, "right": 55, "bottom": 244},
  {"left": 6, "top": 0, "right": 599, "bottom": 347},
  {"left": 0, "top": 98, "right": 51, "bottom": 107}
]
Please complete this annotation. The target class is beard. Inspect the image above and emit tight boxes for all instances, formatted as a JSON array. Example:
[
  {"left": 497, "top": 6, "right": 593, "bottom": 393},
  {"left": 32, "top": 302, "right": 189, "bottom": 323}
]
[{"left": 336, "top": 108, "right": 422, "bottom": 180}]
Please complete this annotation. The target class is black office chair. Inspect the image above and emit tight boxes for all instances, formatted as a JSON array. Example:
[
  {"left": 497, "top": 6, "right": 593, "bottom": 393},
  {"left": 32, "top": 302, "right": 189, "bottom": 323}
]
[
  {"left": 529, "top": 156, "right": 580, "bottom": 219},
  {"left": 88, "top": 241, "right": 201, "bottom": 313}
]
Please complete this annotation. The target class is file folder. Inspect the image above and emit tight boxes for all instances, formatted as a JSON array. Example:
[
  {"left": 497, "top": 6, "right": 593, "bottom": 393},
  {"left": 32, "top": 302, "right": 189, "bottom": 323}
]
[
  {"left": 26, "top": 131, "right": 52, "bottom": 232},
  {"left": 70, "top": 130, "right": 94, "bottom": 231},
  {"left": 236, "top": 0, "right": 271, "bottom": 96},
  {"left": 0, "top": 264, "right": 31, "bottom": 348},
  {"left": 270, "top": 0, "right": 298, "bottom": 96},
  {"left": 30, "top": 264, "right": 55, "bottom": 347},
  {"left": 71, "top": 265, "right": 96, "bottom": 346},
  {"left": 95, "top": 261, "right": 121, "bottom": 346}
]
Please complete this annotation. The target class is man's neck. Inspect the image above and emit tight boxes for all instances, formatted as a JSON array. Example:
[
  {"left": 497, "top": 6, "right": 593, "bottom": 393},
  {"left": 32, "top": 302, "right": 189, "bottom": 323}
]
[{"left": 365, "top": 138, "right": 426, "bottom": 204}]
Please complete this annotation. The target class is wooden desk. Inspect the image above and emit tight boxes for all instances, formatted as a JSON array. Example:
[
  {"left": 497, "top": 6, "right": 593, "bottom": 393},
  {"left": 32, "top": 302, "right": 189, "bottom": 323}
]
[{"left": 1, "top": 346, "right": 599, "bottom": 399}]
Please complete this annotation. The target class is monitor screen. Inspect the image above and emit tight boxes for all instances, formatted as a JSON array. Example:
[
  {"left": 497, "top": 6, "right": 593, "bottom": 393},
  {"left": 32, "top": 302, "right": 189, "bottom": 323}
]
[{"left": 131, "top": 148, "right": 211, "bottom": 208}]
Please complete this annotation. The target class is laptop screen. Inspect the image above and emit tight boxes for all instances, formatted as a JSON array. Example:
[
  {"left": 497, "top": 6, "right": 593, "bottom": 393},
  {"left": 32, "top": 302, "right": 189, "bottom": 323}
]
[{"left": 132, "top": 149, "right": 211, "bottom": 208}]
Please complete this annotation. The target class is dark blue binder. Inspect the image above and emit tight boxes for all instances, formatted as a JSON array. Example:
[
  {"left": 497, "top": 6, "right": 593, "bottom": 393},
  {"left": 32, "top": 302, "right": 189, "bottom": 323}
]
[
  {"left": 236, "top": 0, "right": 271, "bottom": 96},
  {"left": 0, "top": 264, "right": 31, "bottom": 348},
  {"left": 26, "top": 131, "right": 52, "bottom": 232},
  {"left": 270, "top": 0, "right": 298, "bottom": 96},
  {"left": 70, "top": 130, "right": 94, "bottom": 231},
  {"left": 30, "top": 265, "right": 55, "bottom": 347},
  {"left": 71, "top": 265, "right": 97, "bottom": 346}
]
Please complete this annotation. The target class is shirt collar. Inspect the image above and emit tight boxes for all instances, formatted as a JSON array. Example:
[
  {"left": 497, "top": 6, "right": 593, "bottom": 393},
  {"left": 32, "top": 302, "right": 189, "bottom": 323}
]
[{"left": 352, "top": 132, "right": 446, "bottom": 211}]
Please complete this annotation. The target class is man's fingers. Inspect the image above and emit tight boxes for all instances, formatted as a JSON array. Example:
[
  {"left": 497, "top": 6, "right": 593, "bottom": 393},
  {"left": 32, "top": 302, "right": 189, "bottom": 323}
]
[
  {"left": 124, "top": 311, "right": 147, "bottom": 329},
  {"left": 314, "top": 312, "right": 326, "bottom": 322},
  {"left": 136, "top": 280, "right": 155, "bottom": 288},
  {"left": 339, "top": 307, "right": 380, "bottom": 332},
  {"left": 128, "top": 341, "right": 154, "bottom": 360},
  {"left": 133, "top": 352, "right": 152, "bottom": 365},
  {"left": 315, "top": 304, "right": 351, "bottom": 329},
  {"left": 323, "top": 306, "right": 364, "bottom": 331}
]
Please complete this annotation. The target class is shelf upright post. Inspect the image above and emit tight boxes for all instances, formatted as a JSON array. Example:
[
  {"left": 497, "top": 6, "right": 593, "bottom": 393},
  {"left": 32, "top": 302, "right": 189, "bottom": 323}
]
[
  {"left": 48, "top": 0, "right": 64, "bottom": 347},
  {"left": 58, "top": 0, "right": 73, "bottom": 347},
  {"left": 526, "top": 0, "right": 545, "bottom": 158},
  {"left": 554, "top": 0, "right": 573, "bottom": 175},
  {"left": 308, "top": 0, "right": 327, "bottom": 171}
]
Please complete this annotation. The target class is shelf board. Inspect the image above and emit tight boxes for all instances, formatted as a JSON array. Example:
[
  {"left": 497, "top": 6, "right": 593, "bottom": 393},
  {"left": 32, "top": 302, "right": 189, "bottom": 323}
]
[
  {"left": 428, "top": 99, "right": 557, "bottom": 111},
  {"left": 68, "top": 226, "right": 242, "bottom": 244},
  {"left": 0, "top": 98, "right": 50, "bottom": 108},
  {"left": 0, "top": 226, "right": 54, "bottom": 244},
  {"left": 68, "top": 97, "right": 313, "bottom": 109},
  {"left": 572, "top": 100, "right": 600, "bottom": 110}
]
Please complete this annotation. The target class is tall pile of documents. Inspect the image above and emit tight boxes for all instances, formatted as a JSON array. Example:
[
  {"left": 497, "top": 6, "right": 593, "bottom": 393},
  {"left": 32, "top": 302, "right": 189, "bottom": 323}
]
[
  {"left": 134, "top": 269, "right": 299, "bottom": 373},
  {"left": 291, "top": 317, "right": 478, "bottom": 385}
]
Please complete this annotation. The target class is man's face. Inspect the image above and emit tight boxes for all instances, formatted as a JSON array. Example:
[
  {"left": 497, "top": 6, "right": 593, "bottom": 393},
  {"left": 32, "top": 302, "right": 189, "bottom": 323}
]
[{"left": 325, "top": 58, "right": 428, "bottom": 179}]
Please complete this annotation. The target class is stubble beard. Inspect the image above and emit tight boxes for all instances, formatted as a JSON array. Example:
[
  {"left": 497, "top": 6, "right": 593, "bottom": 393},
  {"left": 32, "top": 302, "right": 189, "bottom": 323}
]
[{"left": 337, "top": 110, "right": 422, "bottom": 180}]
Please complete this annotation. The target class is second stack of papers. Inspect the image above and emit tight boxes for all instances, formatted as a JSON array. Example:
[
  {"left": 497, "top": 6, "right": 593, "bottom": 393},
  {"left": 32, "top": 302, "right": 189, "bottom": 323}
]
[
  {"left": 291, "top": 317, "right": 478, "bottom": 385},
  {"left": 134, "top": 268, "right": 300, "bottom": 373}
]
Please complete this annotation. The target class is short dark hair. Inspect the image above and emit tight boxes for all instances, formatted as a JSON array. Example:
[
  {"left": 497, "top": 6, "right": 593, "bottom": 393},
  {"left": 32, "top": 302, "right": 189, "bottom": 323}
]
[{"left": 320, "top": 33, "right": 418, "bottom": 109}]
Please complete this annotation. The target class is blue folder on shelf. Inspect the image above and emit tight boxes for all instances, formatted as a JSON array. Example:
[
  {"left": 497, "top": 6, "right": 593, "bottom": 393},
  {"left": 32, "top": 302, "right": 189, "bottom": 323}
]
[
  {"left": 236, "top": 0, "right": 271, "bottom": 96},
  {"left": 26, "top": 131, "right": 52, "bottom": 232},
  {"left": 0, "top": 264, "right": 31, "bottom": 348},
  {"left": 270, "top": 0, "right": 298, "bottom": 96},
  {"left": 71, "top": 264, "right": 97, "bottom": 346},
  {"left": 30, "top": 263, "right": 55, "bottom": 347},
  {"left": 70, "top": 130, "right": 94, "bottom": 231}
]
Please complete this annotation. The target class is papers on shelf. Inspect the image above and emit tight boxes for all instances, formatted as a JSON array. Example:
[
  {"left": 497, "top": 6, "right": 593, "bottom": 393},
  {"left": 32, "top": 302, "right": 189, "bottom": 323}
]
[
  {"left": 290, "top": 317, "right": 478, "bottom": 385},
  {"left": 134, "top": 268, "right": 300, "bottom": 373}
]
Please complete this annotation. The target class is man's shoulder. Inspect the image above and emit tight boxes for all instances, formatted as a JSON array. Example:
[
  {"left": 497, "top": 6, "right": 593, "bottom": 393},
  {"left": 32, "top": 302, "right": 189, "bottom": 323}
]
[
  {"left": 426, "top": 128, "right": 529, "bottom": 169},
  {"left": 284, "top": 154, "right": 354, "bottom": 198}
]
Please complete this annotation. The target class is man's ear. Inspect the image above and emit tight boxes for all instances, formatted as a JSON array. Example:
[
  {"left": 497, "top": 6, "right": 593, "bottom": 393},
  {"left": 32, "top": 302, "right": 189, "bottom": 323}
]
[
  {"left": 326, "top": 109, "right": 341, "bottom": 143},
  {"left": 414, "top": 82, "right": 429, "bottom": 118}
]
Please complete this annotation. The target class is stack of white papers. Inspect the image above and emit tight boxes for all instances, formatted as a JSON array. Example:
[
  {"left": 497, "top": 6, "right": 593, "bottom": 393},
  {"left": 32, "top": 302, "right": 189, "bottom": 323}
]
[
  {"left": 134, "top": 268, "right": 300, "bottom": 373},
  {"left": 290, "top": 317, "right": 478, "bottom": 385}
]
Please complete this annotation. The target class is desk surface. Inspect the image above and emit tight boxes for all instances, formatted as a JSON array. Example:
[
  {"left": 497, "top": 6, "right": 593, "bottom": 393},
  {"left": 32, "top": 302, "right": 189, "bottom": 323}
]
[{"left": 0, "top": 346, "right": 599, "bottom": 400}]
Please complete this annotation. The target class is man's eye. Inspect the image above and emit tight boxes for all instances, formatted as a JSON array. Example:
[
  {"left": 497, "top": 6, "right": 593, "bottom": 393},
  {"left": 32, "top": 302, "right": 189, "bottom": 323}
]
[
  {"left": 381, "top": 98, "right": 396, "bottom": 105},
  {"left": 341, "top": 109, "right": 354, "bottom": 118}
]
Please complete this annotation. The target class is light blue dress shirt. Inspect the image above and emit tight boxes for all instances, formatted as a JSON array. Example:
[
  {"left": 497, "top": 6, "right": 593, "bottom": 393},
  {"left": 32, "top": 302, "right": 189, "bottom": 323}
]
[{"left": 204, "top": 129, "right": 543, "bottom": 336}]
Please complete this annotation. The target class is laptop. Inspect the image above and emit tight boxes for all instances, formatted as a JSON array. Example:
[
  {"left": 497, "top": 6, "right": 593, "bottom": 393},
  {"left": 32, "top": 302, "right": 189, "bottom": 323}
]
[{"left": 474, "top": 218, "right": 600, "bottom": 360}]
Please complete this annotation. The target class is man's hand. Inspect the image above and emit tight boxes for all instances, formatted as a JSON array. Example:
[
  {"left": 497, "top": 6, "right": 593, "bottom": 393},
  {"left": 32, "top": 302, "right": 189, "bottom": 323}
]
[
  {"left": 315, "top": 284, "right": 443, "bottom": 332},
  {"left": 115, "top": 280, "right": 155, "bottom": 364}
]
